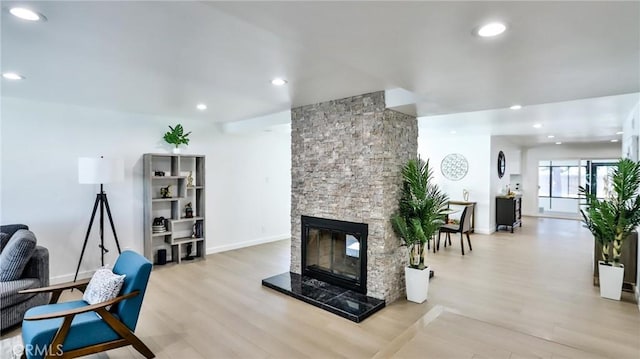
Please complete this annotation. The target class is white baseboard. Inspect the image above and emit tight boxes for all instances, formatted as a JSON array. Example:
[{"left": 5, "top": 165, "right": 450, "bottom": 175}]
[
  {"left": 474, "top": 228, "right": 493, "bottom": 235},
  {"left": 206, "top": 233, "right": 289, "bottom": 255}
]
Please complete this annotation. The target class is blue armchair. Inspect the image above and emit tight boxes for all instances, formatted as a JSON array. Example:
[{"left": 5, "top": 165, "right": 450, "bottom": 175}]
[{"left": 20, "top": 250, "right": 154, "bottom": 359}]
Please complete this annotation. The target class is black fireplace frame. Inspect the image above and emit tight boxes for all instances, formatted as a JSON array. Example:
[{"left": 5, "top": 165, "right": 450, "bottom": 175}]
[{"left": 301, "top": 215, "right": 368, "bottom": 294}]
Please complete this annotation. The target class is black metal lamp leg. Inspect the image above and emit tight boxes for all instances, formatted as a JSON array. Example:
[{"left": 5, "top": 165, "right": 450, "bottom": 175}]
[
  {"left": 74, "top": 194, "right": 101, "bottom": 282},
  {"left": 103, "top": 193, "right": 122, "bottom": 254},
  {"left": 74, "top": 186, "right": 121, "bottom": 282}
]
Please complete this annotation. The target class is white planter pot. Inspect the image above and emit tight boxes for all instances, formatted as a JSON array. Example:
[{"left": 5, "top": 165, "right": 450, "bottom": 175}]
[
  {"left": 405, "top": 266, "right": 430, "bottom": 303},
  {"left": 598, "top": 261, "right": 624, "bottom": 300},
  {"left": 172, "top": 147, "right": 181, "bottom": 154}
]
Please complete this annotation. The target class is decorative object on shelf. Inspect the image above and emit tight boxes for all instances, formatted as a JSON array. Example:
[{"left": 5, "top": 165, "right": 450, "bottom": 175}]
[
  {"left": 192, "top": 223, "right": 197, "bottom": 238},
  {"left": 156, "top": 249, "right": 167, "bottom": 265},
  {"left": 187, "top": 171, "right": 194, "bottom": 187},
  {"left": 160, "top": 185, "right": 172, "bottom": 198},
  {"left": 75, "top": 156, "right": 124, "bottom": 282},
  {"left": 441, "top": 153, "right": 468, "bottom": 181},
  {"left": 163, "top": 124, "right": 191, "bottom": 154},
  {"left": 185, "top": 202, "right": 194, "bottom": 218},
  {"left": 184, "top": 243, "right": 195, "bottom": 261},
  {"left": 152, "top": 217, "right": 167, "bottom": 233},
  {"left": 391, "top": 158, "right": 449, "bottom": 303},
  {"left": 154, "top": 170, "right": 165, "bottom": 177},
  {"left": 579, "top": 158, "right": 640, "bottom": 300},
  {"left": 463, "top": 189, "right": 470, "bottom": 201},
  {"left": 497, "top": 151, "right": 506, "bottom": 178}
]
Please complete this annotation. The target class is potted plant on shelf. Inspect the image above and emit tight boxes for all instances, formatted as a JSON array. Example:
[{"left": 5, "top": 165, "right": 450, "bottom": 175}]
[
  {"left": 391, "top": 158, "right": 449, "bottom": 303},
  {"left": 579, "top": 158, "right": 640, "bottom": 300},
  {"left": 163, "top": 124, "right": 191, "bottom": 154}
]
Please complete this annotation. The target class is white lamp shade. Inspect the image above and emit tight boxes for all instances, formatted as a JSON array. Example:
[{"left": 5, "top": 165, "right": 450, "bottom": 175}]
[{"left": 78, "top": 157, "right": 124, "bottom": 184}]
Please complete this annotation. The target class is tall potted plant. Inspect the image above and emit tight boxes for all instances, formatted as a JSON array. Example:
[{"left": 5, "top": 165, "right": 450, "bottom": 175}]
[
  {"left": 163, "top": 124, "right": 191, "bottom": 154},
  {"left": 579, "top": 158, "right": 640, "bottom": 300},
  {"left": 391, "top": 158, "right": 449, "bottom": 303}
]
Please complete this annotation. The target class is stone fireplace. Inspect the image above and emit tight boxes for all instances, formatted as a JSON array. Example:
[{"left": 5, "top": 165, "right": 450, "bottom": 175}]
[
  {"left": 290, "top": 91, "right": 417, "bottom": 303},
  {"left": 262, "top": 91, "right": 417, "bottom": 321}
]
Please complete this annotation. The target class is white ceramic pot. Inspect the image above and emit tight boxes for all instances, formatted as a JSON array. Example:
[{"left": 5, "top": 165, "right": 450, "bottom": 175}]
[
  {"left": 598, "top": 261, "right": 624, "bottom": 300},
  {"left": 405, "top": 266, "right": 430, "bottom": 303},
  {"left": 172, "top": 147, "right": 181, "bottom": 154}
]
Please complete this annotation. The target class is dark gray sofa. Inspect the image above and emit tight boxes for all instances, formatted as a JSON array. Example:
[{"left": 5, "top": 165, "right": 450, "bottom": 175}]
[{"left": 0, "top": 224, "right": 50, "bottom": 331}]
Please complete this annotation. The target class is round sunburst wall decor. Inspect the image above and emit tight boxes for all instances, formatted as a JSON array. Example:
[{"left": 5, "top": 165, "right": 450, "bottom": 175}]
[{"left": 441, "top": 153, "right": 469, "bottom": 181}]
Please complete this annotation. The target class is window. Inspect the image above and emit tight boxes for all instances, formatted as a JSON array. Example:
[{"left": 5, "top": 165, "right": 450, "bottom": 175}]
[
  {"left": 538, "top": 159, "right": 617, "bottom": 199},
  {"left": 538, "top": 160, "right": 586, "bottom": 199}
]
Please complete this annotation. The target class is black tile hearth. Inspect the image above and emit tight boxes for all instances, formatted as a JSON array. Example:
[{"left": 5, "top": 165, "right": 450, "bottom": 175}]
[{"left": 262, "top": 272, "right": 385, "bottom": 323}]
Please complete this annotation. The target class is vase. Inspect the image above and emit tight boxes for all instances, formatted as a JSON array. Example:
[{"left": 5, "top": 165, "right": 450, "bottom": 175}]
[
  {"left": 598, "top": 261, "right": 624, "bottom": 300},
  {"left": 172, "top": 147, "right": 181, "bottom": 154},
  {"left": 405, "top": 266, "right": 430, "bottom": 303}
]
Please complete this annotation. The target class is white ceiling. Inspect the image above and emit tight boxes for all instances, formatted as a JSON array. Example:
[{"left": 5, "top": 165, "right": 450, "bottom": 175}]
[
  {"left": 418, "top": 92, "right": 639, "bottom": 147},
  {"left": 2, "top": 1, "right": 639, "bottom": 145}
]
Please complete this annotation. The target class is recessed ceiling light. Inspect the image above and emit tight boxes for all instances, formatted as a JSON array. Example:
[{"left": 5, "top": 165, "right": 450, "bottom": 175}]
[
  {"left": 611, "top": 139, "right": 619, "bottom": 143},
  {"left": 547, "top": 135, "right": 555, "bottom": 139},
  {"left": 555, "top": 142, "right": 562, "bottom": 145},
  {"left": 616, "top": 131, "right": 624, "bottom": 135},
  {"left": 533, "top": 123, "right": 542, "bottom": 129},
  {"left": 477, "top": 22, "right": 507, "bottom": 37},
  {"left": 450, "top": 130, "right": 457, "bottom": 134},
  {"left": 196, "top": 103, "right": 207, "bottom": 111},
  {"left": 510, "top": 105, "right": 522, "bottom": 110},
  {"left": 271, "top": 78, "right": 287, "bottom": 86},
  {"left": 9, "top": 7, "right": 46, "bottom": 21},
  {"left": 2, "top": 72, "right": 25, "bottom": 80}
]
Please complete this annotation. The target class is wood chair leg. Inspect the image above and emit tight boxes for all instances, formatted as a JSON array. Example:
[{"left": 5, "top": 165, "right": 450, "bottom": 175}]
[
  {"left": 97, "top": 308, "right": 155, "bottom": 358},
  {"left": 45, "top": 314, "right": 75, "bottom": 359},
  {"left": 460, "top": 233, "right": 465, "bottom": 255},
  {"left": 466, "top": 232, "right": 472, "bottom": 251}
]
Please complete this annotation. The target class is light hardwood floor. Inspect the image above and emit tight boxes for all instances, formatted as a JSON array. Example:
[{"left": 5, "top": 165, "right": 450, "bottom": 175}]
[{"left": 3, "top": 217, "right": 640, "bottom": 358}]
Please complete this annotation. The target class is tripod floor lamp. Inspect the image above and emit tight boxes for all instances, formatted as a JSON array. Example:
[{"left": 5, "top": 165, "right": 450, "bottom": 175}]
[{"left": 74, "top": 156, "right": 124, "bottom": 282}]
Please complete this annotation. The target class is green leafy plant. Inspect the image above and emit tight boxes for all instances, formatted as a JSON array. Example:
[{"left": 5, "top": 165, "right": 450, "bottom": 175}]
[
  {"left": 391, "top": 158, "right": 449, "bottom": 269},
  {"left": 163, "top": 124, "right": 191, "bottom": 148},
  {"left": 579, "top": 158, "right": 640, "bottom": 266}
]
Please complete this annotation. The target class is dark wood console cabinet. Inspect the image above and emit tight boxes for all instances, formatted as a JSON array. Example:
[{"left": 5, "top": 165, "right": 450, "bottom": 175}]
[{"left": 496, "top": 196, "right": 522, "bottom": 233}]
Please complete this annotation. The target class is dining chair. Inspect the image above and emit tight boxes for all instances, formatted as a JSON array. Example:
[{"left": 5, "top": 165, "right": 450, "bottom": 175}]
[{"left": 438, "top": 205, "right": 473, "bottom": 255}]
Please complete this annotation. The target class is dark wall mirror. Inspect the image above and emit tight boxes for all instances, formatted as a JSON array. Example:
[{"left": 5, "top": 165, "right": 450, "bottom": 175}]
[{"left": 497, "top": 151, "right": 506, "bottom": 178}]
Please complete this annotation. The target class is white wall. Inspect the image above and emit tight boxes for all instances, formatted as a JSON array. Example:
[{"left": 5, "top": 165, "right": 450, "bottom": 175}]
[
  {"left": 418, "top": 132, "right": 493, "bottom": 233},
  {"left": 1, "top": 97, "right": 291, "bottom": 282},
  {"left": 520, "top": 143, "right": 621, "bottom": 217}
]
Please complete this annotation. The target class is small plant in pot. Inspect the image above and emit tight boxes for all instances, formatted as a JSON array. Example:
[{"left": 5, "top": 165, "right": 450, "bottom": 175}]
[
  {"left": 163, "top": 124, "right": 191, "bottom": 154},
  {"left": 391, "top": 158, "right": 449, "bottom": 303},
  {"left": 579, "top": 158, "right": 640, "bottom": 300}
]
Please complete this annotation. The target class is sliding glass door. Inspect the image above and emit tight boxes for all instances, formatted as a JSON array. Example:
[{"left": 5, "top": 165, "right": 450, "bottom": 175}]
[{"left": 537, "top": 159, "right": 616, "bottom": 214}]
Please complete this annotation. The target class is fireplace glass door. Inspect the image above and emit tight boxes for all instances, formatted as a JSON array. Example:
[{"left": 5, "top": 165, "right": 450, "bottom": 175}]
[
  {"left": 301, "top": 216, "right": 368, "bottom": 293},
  {"left": 306, "top": 228, "right": 361, "bottom": 280}
]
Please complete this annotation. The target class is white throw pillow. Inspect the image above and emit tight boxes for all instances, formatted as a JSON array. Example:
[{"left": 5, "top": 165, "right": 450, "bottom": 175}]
[{"left": 82, "top": 267, "right": 126, "bottom": 305}]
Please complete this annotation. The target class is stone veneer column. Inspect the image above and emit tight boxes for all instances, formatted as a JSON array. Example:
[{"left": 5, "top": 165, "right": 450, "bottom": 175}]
[{"left": 290, "top": 91, "right": 417, "bottom": 302}]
